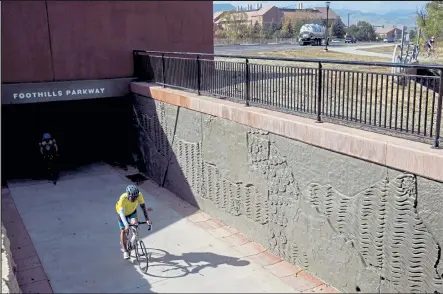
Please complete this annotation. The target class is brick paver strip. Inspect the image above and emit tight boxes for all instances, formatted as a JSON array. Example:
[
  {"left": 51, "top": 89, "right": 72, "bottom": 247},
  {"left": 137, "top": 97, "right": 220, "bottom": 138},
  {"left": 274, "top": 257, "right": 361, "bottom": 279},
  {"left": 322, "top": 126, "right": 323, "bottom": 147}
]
[
  {"left": 3, "top": 221, "right": 33, "bottom": 250},
  {"left": 265, "top": 260, "right": 303, "bottom": 277},
  {"left": 1, "top": 199, "right": 21, "bottom": 221},
  {"left": 1, "top": 187, "right": 54, "bottom": 294},
  {"left": 209, "top": 225, "right": 238, "bottom": 238},
  {"left": 234, "top": 241, "right": 267, "bottom": 257},
  {"left": 17, "top": 266, "right": 48, "bottom": 286},
  {"left": 282, "top": 270, "right": 325, "bottom": 292},
  {"left": 187, "top": 211, "right": 212, "bottom": 223},
  {"left": 169, "top": 201, "right": 198, "bottom": 217},
  {"left": 302, "top": 283, "right": 340, "bottom": 293},
  {"left": 196, "top": 219, "right": 225, "bottom": 230},
  {"left": 12, "top": 244, "right": 39, "bottom": 260},
  {"left": 246, "top": 250, "right": 283, "bottom": 267},
  {"left": 15, "top": 255, "right": 41, "bottom": 272},
  {"left": 20, "top": 280, "right": 53, "bottom": 294},
  {"left": 221, "top": 232, "right": 251, "bottom": 247}
]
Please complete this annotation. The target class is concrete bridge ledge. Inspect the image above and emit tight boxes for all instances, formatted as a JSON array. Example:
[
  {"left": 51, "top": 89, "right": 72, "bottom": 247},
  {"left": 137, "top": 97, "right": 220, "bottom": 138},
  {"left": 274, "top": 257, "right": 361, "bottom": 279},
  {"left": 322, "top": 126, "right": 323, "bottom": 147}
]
[{"left": 131, "top": 82, "right": 443, "bottom": 182}]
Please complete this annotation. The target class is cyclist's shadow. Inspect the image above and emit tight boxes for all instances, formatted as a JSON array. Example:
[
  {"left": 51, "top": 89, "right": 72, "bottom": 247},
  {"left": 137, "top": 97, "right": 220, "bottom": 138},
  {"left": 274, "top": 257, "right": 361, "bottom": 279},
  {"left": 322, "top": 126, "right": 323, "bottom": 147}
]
[{"left": 134, "top": 248, "right": 250, "bottom": 279}]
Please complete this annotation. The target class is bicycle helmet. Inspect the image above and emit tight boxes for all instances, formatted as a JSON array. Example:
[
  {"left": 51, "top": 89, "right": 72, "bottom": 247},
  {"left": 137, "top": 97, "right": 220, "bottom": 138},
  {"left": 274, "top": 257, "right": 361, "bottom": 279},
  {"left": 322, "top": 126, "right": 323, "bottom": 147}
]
[
  {"left": 42, "top": 133, "right": 52, "bottom": 140},
  {"left": 126, "top": 184, "right": 140, "bottom": 202}
]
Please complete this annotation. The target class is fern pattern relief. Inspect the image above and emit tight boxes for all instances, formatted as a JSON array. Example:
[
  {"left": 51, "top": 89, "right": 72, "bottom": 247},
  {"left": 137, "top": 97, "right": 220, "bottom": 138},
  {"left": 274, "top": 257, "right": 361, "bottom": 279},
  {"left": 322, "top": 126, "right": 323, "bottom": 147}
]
[
  {"left": 138, "top": 100, "right": 443, "bottom": 293},
  {"left": 247, "top": 129, "right": 300, "bottom": 228},
  {"left": 201, "top": 160, "right": 269, "bottom": 225},
  {"left": 303, "top": 174, "right": 443, "bottom": 293}
]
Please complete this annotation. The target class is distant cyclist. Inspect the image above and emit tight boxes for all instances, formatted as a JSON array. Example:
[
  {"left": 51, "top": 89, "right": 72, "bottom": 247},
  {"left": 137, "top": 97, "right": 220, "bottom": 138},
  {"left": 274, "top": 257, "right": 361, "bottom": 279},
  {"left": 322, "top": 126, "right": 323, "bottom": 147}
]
[
  {"left": 39, "top": 133, "right": 59, "bottom": 157},
  {"left": 116, "top": 185, "right": 151, "bottom": 259},
  {"left": 39, "top": 133, "right": 59, "bottom": 183},
  {"left": 425, "top": 36, "right": 435, "bottom": 57}
]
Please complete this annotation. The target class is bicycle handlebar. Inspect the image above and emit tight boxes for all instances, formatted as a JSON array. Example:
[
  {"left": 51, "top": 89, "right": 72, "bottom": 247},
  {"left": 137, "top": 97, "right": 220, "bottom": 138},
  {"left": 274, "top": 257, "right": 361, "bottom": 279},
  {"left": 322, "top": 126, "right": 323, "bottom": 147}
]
[
  {"left": 128, "top": 221, "right": 153, "bottom": 230},
  {"left": 128, "top": 221, "right": 150, "bottom": 226}
]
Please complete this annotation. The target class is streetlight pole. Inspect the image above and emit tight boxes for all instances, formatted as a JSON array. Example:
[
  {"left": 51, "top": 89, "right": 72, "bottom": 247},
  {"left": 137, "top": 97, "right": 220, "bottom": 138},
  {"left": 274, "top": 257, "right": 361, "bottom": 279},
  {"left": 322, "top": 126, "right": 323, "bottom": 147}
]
[
  {"left": 324, "top": 1, "right": 330, "bottom": 51},
  {"left": 347, "top": 12, "right": 355, "bottom": 29}
]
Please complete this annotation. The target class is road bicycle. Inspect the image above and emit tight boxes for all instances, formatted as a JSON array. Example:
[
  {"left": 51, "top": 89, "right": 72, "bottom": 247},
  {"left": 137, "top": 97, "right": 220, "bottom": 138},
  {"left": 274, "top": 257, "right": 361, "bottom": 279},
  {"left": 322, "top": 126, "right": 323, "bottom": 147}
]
[
  {"left": 43, "top": 154, "right": 59, "bottom": 185},
  {"left": 126, "top": 221, "right": 152, "bottom": 273},
  {"left": 427, "top": 47, "right": 440, "bottom": 60},
  {"left": 423, "top": 44, "right": 439, "bottom": 60}
]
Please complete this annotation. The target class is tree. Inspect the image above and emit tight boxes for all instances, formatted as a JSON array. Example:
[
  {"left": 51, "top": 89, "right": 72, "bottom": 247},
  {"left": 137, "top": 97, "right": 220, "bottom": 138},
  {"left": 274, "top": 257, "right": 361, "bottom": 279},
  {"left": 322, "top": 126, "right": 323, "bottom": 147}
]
[
  {"left": 416, "top": 1, "right": 443, "bottom": 40},
  {"left": 347, "top": 24, "right": 359, "bottom": 36},
  {"left": 215, "top": 27, "right": 228, "bottom": 39},
  {"left": 262, "top": 20, "right": 279, "bottom": 39},
  {"left": 270, "top": 20, "right": 279, "bottom": 33},
  {"left": 251, "top": 21, "right": 262, "bottom": 39},
  {"left": 355, "top": 21, "right": 376, "bottom": 41},
  {"left": 219, "top": 11, "right": 249, "bottom": 40},
  {"left": 291, "top": 20, "right": 307, "bottom": 38},
  {"left": 261, "top": 23, "right": 272, "bottom": 39},
  {"left": 409, "top": 29, "right": 417, "bottom": 42},
  {"left": 331, "top": 19, "right": 346, "bottom": 38},
  {"left": 280, "top": 19, "right": 294, "bottom": 38}
]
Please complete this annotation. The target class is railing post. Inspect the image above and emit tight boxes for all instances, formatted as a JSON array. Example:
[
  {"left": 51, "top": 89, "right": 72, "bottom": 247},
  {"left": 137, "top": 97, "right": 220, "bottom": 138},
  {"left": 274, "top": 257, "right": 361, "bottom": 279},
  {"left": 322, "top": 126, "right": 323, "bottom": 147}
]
[
  {"left": 197, "top": 55, "right": 201, "bottom": 95},
  {"left": 161, "top": 53, "right": 166, "bottom": 88},
  {"left": 245, "top": 58, "right": 250, "bottom": 106},
  {"left": 433, "top": 68, "right": 443, "bottom": 148},
  {"left": 316, "top": 62, "right": 323, "bottom": 123}
]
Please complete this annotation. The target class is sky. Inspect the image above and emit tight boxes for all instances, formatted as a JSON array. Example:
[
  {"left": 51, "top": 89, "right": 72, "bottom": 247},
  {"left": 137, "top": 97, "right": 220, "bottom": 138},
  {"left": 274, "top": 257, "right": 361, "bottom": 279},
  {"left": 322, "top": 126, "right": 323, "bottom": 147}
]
[{"left": 213, "top": 1, "right": 429, "bottom": 13}]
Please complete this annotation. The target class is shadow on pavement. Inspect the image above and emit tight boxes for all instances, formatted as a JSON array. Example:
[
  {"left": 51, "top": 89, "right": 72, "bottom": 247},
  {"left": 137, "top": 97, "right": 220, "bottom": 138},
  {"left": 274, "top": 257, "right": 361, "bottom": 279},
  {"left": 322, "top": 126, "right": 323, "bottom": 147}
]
[{"left": 142, "top": 248, "right": 250, "bottom": 279}]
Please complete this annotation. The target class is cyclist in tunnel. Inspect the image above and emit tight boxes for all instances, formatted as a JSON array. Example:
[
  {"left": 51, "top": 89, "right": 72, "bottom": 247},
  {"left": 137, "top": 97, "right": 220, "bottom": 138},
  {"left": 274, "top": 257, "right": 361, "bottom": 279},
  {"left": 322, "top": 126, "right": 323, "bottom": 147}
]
[
  {"left": 116, "top": 184, "right": 152, "bottom": 259},
  {"left": 39, "top": 132, "right": 59, "bottom": 157},
  {"left": 39, "top": 132, "right": 59, "bottom": 182}
]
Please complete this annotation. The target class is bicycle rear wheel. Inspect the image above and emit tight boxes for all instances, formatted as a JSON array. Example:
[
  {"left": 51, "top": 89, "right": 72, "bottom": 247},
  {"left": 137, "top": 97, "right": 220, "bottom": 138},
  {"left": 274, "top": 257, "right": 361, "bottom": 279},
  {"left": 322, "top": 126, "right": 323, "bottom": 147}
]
[{"left": 135, "top": 240, "right": 149, "bottom": 273}]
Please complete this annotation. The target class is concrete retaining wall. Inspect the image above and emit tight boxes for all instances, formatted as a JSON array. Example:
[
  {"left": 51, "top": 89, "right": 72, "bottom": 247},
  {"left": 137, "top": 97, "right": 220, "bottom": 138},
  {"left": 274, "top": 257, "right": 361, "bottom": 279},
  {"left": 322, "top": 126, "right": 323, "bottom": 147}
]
[
  {"left": 1, "top": 223, "right": 21, "bottom": 294},
  {"left": 130, "top": 89, "right": 443, "bottom": 293}
]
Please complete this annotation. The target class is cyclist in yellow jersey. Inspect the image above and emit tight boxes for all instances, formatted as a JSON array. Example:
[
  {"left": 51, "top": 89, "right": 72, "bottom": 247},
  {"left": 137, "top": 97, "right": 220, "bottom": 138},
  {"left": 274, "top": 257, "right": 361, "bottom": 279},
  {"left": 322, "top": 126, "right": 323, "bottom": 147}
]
[{"left": 116, "top": 184, "right": 151, "bottom": 259}]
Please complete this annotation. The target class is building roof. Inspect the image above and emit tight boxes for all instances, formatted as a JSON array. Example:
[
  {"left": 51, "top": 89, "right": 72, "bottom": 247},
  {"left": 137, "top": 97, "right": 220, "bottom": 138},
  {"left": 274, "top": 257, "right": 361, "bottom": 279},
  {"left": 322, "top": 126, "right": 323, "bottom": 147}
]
[
  {"left": 313, "top": 7, "right": 340, "bottom": 20},
  {"left": 281, "top": 9, "right": 321, "bottom": 21},
  {"left": 214, "top": 5, "right": 280, "bottom": 24},
  {"left": 255, "top": 5, "right": 275, "bottom": 16},
  {"left": 375, "top": 27, "right": 400, "bottom": 34},
  {"left": 213, "top": 5, "right": 340, "bottom": 24},
  {"left": 213, "top": 11, "right": 224, "bottom": 21}
]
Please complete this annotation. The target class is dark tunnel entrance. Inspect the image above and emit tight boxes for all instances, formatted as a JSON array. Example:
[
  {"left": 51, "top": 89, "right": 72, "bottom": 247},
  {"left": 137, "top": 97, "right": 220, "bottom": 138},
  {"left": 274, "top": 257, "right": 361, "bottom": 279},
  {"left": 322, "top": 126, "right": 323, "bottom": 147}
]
[{"left": 2, "top": 97, "right": 132, "bottom": 183}]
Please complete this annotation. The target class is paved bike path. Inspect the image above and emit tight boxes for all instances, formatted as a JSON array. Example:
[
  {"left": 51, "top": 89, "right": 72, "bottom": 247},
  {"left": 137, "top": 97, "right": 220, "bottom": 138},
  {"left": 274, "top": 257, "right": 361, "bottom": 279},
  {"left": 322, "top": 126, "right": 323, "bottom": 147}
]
[
  {"left": 328, "top": 44, "right": 393, "bottom": 59},
  {"left": 6, "top": 163, "right": 337, "bottom": 293}
]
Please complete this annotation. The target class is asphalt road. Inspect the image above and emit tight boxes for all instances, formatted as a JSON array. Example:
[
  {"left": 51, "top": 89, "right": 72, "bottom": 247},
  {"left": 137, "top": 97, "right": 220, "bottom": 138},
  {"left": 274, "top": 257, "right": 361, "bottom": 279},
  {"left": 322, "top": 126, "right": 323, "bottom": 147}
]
[{"left": 214, "top": 42, "right": 375, "bottom": 55}]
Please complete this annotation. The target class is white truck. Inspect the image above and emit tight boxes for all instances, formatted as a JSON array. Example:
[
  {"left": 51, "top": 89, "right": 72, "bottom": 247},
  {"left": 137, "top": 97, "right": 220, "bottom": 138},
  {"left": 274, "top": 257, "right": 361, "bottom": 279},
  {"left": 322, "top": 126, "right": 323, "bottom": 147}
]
[{"left": 298, "top": 24, "right": 326, "bottom": 46}]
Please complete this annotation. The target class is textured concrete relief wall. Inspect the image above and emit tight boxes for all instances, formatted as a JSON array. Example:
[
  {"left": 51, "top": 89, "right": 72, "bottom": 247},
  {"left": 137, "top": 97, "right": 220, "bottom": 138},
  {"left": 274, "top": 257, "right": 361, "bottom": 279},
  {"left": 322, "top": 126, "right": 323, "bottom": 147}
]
[{"left": 132, "top": 95, "right": 443, "bottom": 293}]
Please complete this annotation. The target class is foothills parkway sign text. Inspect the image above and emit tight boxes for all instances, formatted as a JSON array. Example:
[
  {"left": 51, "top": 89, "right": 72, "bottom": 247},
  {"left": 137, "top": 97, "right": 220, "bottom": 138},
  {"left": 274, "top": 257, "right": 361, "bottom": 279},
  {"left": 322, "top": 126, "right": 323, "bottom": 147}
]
[{"left": 2, "top": 78, "right": 135, "bottom": 105}]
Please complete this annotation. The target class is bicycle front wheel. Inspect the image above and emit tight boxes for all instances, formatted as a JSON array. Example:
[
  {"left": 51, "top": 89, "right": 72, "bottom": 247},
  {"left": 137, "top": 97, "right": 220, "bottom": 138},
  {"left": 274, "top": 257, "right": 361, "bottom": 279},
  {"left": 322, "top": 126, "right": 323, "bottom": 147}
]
[{"left": 135, "top": 240, "right": 149, "bottom": 273}]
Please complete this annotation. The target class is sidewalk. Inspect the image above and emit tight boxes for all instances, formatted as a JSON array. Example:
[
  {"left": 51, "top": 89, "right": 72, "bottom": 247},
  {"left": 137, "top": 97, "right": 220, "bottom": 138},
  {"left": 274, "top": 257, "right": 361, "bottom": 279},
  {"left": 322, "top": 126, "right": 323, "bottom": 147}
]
[
  {"left": 329, "top": 44, "right": 393, "bottom": 59},
  {"left": 3, "top": 163, "right": 339, "bottom": 293}
]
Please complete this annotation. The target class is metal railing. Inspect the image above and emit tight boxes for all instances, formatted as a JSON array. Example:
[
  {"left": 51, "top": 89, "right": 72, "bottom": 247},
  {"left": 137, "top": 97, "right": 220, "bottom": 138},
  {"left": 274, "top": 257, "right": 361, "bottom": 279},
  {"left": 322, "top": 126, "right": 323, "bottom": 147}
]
[{"left": 133, "top": 50, "right": 443, "bottom": 148}]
